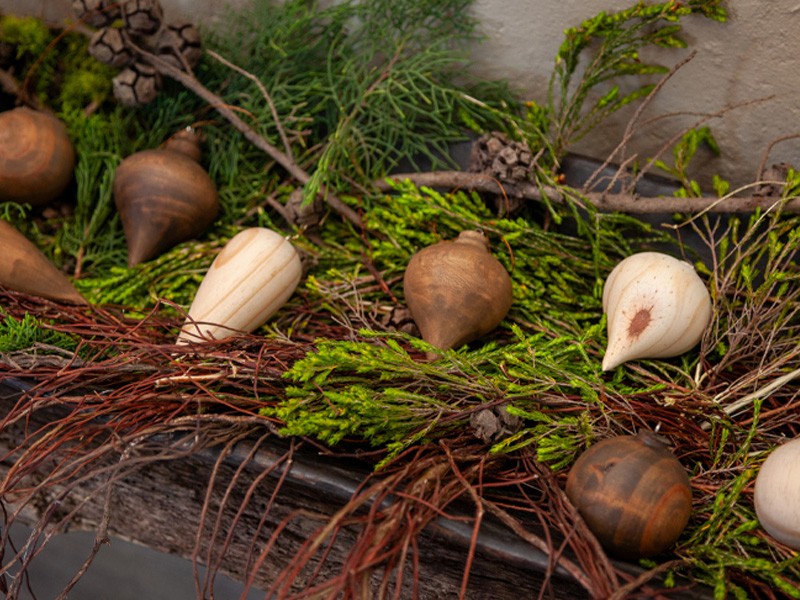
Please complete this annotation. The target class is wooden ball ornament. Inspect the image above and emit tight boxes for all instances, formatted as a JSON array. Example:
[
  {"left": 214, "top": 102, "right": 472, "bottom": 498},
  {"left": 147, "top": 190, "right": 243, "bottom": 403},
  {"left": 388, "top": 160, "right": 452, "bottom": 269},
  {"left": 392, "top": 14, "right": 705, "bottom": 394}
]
[
  {"left": 754, "top": 437, "right": 800, "bottom": 549},
  {"left": 403, "top": 230, "right": 512, "bottom": 358},
  {"left": 177, "top": 228, "right": 302, "bottom": 344},
  {"left": 0, "top": 220, "right": 86, "bottom": 304},
  {"left": 0, "top": 107, "right": 76, "bottom": 206},
  {"left": 113, "top": 127, "right": 219, "bottom": 266},
  {"left": 565, "top": 431, "right": 692, "bottom": 559}
]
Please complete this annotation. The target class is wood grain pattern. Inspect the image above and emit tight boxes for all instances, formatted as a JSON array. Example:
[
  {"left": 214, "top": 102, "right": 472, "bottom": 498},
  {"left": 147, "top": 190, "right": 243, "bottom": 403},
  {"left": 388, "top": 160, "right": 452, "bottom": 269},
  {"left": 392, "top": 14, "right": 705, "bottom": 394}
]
[
  {"left": 113, "top": 129, "right": 219, "bottom": 266},
  {"left": 178, "top": 227, "right": 302, "bottom": 343},
  {"left": 403, "top": 230, "right": 512, "bottom": 356},
  {"left": 565, "top": 432, "right": 693, "bottom": 560},
  {"left": 0, "top": 107, "right": 76, "bottom": 206},
  {"left": 0, "top": 220, "right": 86, "bottom": 304}
]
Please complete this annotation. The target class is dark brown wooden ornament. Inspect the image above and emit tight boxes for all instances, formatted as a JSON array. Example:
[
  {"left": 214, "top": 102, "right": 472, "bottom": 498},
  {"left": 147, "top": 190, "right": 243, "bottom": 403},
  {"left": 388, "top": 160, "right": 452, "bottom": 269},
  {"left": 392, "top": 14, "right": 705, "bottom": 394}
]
[
  {"left": 113, "top": 128, "right": 219, "bottom": 267},
  {"left": 403, "top": 230, "right": 513, "bottom": 357},
  {"left": 565, "top": 431, "right": 692, "bottom": 559},
  {"left": 0, "top": 220, "right": 86, "bottom": 304},
  {"left": 0, "top": 108, "right": 76, "bottom": 206}
]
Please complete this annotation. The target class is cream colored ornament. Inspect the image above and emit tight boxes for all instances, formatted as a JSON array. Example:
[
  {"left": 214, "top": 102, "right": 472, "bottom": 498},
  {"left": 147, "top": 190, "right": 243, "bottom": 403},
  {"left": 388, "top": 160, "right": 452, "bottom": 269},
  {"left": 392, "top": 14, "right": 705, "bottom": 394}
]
[
  {"left": 601, "top": 251, "right": 711, "bottom": 371},
  {"left": 754, "top": 438, "right": 800, "bottom": 549},
  {"left": 177, "top": 228, "right": 301, "bottom": 343}
]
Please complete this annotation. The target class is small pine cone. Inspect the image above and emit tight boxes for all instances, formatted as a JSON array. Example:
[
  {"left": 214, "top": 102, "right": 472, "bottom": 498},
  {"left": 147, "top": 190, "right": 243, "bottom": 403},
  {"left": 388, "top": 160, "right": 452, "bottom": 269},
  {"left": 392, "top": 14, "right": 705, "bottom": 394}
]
[
  {"left": 285, "top": 188, "right": 325, "bottom": 229},
  {"left": 72, "top": 0, "right": 121, "bottom": 28},
  {"left": 754, "top": 162, "right": 793, "bottom": 197},
  {"left": 113, "top": 62, "right": 161, "bottom": 106},
  {"left": 155, "top": 22, "right": 203, "bottom": 70},
  {"left": 468, "top": 132, "right": 535, "bottom": 184},
  {"left": 88, "top": 28, "right": 133, "bottom": 68},
  {"left": 122, "top": 0, "right": 164, "bottom": 36}
]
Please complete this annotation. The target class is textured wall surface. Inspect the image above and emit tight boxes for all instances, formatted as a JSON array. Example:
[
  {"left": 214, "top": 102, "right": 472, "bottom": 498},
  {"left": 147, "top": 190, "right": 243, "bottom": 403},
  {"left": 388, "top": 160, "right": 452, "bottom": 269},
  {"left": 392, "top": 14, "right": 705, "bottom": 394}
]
[{"left": 0, "top": 0, "right": 797, "bottom": 188}]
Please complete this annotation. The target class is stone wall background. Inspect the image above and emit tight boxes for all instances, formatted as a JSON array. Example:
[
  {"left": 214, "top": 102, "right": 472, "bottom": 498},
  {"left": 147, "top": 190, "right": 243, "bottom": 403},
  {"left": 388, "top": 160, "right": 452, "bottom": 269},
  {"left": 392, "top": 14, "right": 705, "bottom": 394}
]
[{"left": 1, "top": 0, "right": 797, "bottom": 189}]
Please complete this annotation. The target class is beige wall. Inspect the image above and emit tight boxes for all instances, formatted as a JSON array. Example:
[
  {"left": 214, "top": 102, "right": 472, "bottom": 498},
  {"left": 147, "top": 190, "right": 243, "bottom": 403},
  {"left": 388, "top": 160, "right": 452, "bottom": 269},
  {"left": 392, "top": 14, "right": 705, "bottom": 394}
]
[{"left": 2, "top": 0, "right": 797, "bottom": 188}]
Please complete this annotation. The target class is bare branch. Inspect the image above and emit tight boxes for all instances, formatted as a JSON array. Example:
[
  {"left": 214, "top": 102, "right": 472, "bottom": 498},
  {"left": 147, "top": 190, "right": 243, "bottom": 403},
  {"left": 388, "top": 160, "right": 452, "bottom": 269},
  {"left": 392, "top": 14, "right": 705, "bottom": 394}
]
[
  {"left": 125, "top": 40, "right": 363, "bottom": 229},
  {"left": 377, "top": 170, "right": 798, "bottom": 214}
]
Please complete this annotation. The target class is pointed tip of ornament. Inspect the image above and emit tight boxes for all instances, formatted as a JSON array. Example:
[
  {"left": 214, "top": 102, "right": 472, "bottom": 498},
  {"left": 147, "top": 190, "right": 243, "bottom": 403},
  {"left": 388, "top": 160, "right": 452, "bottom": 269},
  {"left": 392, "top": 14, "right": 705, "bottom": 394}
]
[
  {"left": 601, "top": 356, "right": 619, "bottom": 372},
  {"left": 601, "top": 346, "right": 627, "bottom": 371}
]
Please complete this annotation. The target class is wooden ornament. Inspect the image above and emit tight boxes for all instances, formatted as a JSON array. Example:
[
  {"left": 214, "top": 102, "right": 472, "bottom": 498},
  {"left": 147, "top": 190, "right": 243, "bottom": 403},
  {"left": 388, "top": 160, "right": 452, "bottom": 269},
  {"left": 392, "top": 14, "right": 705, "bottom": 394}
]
[
  {"left": 0, "top": 107, "right": 76, "bottom": 206},
  {"left": 565, "top": 431, "right": 692, "bottom": 559},
  {"left": 113, "top": 127, "right": 219, "bottom": 266},
  {"left": 754, "top": 437, "right": 800, "bottom": 549},
  {"left": 601, "top": 252, "right": 712, "bottom": 371},
  {"left": 0, "top": 220, "right": 86, "bottom": 304},
  {"left": 177, "top": 228, "right": 302, "bottom": 344},
  {"left": 403, "top": 230, "right": 512, "bottom": 357}
]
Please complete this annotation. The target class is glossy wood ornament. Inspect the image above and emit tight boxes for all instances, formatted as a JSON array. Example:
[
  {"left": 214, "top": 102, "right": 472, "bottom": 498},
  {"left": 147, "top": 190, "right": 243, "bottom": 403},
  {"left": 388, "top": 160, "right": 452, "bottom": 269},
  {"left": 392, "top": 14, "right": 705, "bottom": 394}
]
[
  {"left": 754, "top": 437, "right": 800, "bottom": 549},
  {"left": 177, "top": 228, "right": 302, "bottom": 344},
  {"left": 0, "top": 220, "right": 86, "bottom": 304},
  {"left": 113, "top": 127, "right": 219, "bottom": 266},
  {"left": 403, "top": 230, "right": 512, "bottom": 357},
  {"left": 602, "top": 251, "right": 712, "bottom": 371},
  {"left": 0, "top": 107, "right": 76, "bottom": 206},
  {"left": 565, "top": 431, "right": 692, "bottom": 559}
]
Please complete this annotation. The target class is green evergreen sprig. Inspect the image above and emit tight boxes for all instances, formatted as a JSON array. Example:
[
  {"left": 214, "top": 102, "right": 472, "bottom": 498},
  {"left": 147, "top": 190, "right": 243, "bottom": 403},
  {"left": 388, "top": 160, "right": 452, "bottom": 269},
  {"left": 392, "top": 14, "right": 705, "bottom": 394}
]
[{"left": 520, "top": 0, "right": 726, "bottom": 166}]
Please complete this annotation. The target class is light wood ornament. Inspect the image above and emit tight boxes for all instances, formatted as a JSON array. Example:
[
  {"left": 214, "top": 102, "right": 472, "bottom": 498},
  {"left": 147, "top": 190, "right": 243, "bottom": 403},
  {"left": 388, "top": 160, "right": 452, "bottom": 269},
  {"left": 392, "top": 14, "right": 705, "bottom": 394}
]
[{"left": 177, "top": 227, "right": 302, "bottom": 344}]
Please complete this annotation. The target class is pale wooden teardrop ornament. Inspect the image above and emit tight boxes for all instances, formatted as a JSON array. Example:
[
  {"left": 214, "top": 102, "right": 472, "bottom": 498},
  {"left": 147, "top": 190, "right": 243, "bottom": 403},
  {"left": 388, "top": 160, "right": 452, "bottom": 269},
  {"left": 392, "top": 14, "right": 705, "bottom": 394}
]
[
  {"left": 601, "top": 252, "right": 711, "bottom": 371},
  {"left": 0, "top": 220, "right": 86, "bottom": 304},
  {"left": 177, "top": 228, "right": 301, "bottom": 343}
]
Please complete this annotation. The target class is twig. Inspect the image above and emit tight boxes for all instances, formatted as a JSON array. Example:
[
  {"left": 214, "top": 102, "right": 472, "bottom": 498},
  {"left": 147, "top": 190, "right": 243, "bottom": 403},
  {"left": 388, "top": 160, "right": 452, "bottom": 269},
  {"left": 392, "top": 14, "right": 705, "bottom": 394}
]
[
  {"left": 205, "top": 49, "right": 295, "bottom": 161},
  {"left": 126, "top": 41, "right": 363, "bottom": 229},
  {"left": 582, "top": 51, "right": 699, "bottom": 194},
  {"left": 714, "top": 365, "right": 800, "bottom": 421},
  {"left": 377, "top": 171, "right": 799, "bottom": 214},
  {"left": 0, "top": 68, "right": 44, "bottom": 111}
]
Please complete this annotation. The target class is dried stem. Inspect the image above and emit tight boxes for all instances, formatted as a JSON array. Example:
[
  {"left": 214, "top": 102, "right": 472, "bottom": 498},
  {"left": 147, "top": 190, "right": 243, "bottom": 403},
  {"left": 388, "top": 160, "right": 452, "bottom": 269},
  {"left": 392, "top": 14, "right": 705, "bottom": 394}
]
[
  {"left": 377, "top": 171, "right": 795, "bottom": 214},
  {"left": 124, "top": 41, "right": 363, "bottom": 229}
]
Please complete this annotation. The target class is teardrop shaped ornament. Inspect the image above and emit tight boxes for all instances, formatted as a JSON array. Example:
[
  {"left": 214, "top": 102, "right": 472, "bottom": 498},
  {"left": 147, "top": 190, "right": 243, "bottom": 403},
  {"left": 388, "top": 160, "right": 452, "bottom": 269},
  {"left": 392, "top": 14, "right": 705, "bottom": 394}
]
[
  {"left": 177, "top": 227, "right": 302, "bottom": 343},
  {"left": 403, "top": 230, "right": 513, "bottom": 357},
  {"left": 113, "top": 127, "right": 219, "bottom": 266},
  {"left": 0, "top": 107, "right": 76, "bottom": 206},
  {"left": 601, "top": 252, "right": 712, "bottom": 371},
  {"left": 0, "top": 220, "right": 86, "bottom": 304}
]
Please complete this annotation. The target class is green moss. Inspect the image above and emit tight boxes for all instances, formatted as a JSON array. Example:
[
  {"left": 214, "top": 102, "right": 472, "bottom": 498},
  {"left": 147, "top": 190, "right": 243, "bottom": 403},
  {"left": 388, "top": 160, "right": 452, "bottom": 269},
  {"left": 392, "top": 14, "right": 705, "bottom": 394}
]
[{"left": 0, "top": 311, "right": 80, "bottom": 354}]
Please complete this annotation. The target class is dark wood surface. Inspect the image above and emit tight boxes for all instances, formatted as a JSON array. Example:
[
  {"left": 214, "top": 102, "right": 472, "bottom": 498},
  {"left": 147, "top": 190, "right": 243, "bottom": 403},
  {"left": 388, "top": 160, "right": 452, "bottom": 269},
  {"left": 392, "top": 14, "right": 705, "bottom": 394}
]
[{"left": 0, "top": 380, "right": 710, "bottom": 598}]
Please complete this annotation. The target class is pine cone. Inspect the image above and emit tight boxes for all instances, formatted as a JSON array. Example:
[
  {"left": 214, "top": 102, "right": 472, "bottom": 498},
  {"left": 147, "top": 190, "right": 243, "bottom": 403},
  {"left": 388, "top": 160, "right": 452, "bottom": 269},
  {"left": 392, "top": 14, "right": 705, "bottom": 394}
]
[
  {"left": 754, "top": 162, "right": 793, "bottom": 197},
  {"left": 72, "top": 0, "right": 121, "bottom": 28},
  {"left": 112, "top": 62, "right": 161, "bottom": 106},
  {"left": 155, "top": 22, "right": 203, "bottom": 70},
  {"left": 122, "top": 0, "right": 165, "bottom": 36},
  {"left": 88, "top": 27, "right": 133, "bottom": 68},
  {"left": 468, "top": 132, "right": 535, "bottom": 184}
]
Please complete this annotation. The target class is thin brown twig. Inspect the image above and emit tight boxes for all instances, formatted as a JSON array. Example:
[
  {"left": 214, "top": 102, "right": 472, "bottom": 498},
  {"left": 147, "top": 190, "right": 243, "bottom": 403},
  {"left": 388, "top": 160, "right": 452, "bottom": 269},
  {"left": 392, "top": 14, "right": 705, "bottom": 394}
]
[
  {"left": 582, "top": 51, "right": 699, "bottom": 194},
  {"left": 123, "top": 40, "right": 363, "bottom": 229},
  {"left": 205, "top": 49, "right": 295, "bottom": 161},
  {"left": 377, "top": 170, "right": 796, "bottom": 214}
]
